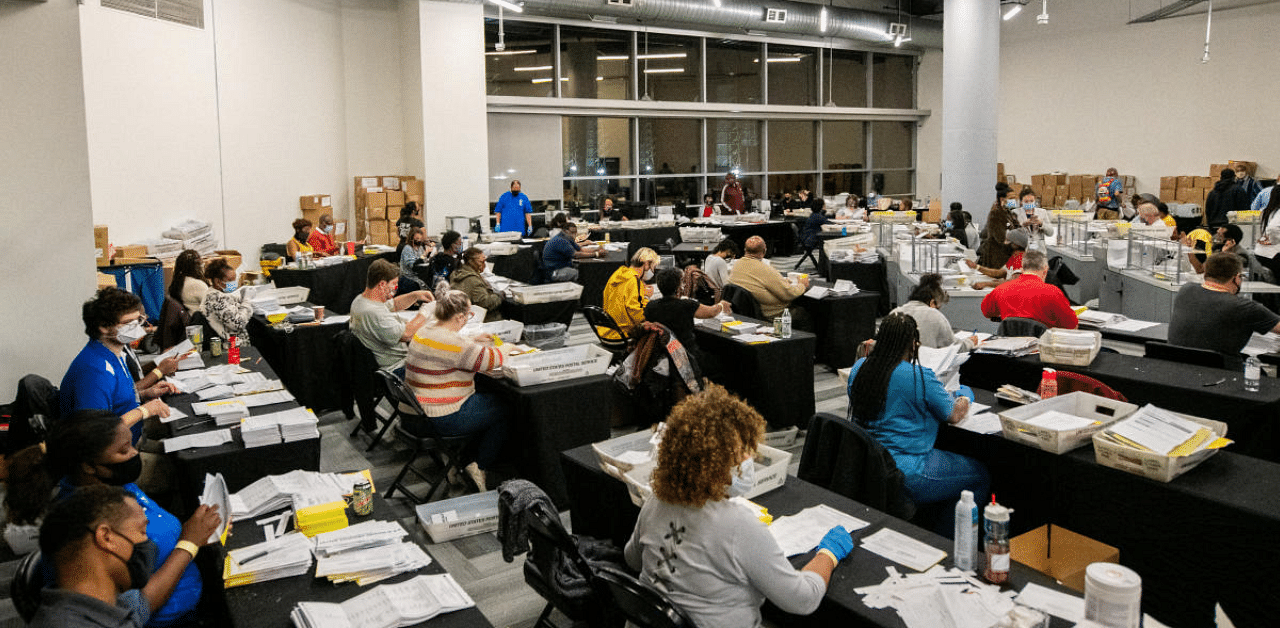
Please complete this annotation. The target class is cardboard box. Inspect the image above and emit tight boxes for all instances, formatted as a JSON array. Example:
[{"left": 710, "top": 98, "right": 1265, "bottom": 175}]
[
  {"left": 385, "top": 190, "right": 405, "bottom": 206},
  {"left": 1056, "top": 185, "right": 1068, "bottom": 199},
  {"left": 97, "top": 272, "right": 117, "bottom": 289},
  {"left": 380, "top": 176, "right": 401, "bottom": 190},
  {"left": 1160, "top": 187, "right": 1176, "bottom": 202},
  {"left": 404, "top": 179, "right": 424, "bottom": 196},
  {"left": 1160, "top": 176, "right": 1178, "bottom": 189},
  {"left": 387, "top": 204, "right": 404, "bottom": 221},
  {"left": 1032, "top": 175, "right": 1046, "bottom": 188},
  {"left": 332, "top": 220, "right": 348, "bottom": 240},
  {"left": 115, "top": 244, "right": 148, "bottom": 260},
  {"left": 997, "top": 163, "right": 1005, "bottom": 179},
  {"left": 1209, "top": 163, "right": 1230, "bottom": 177},
  {"left": 1011, "top": 525, "right": 1119, "bottom": 593},
  {"left": 363, "top": 192, "right": 387, "bottom": 209},
  {"left": 301, "top": 207, "right": 329, "bottom": 227},
  {"left": 1176, "top": 187, "right": 1198, "bottom": 203},
  {"left": 1176, "top": 176, "right": 1194, "bottom": 188},
  {"left": 367, "top": 220, "right": 390, "bottom": 238},
  {"left": 406, "top": 194, "right": 424, "bottom": 206},
  {"left": 1229, "top": 160, "right": 1257, "bottom": 177},
  {"left": 299, "top": 194, "right": 331, "bottom": 211},
  {"left": 213, "top": 250, "right": 243, "bottom": 270},
  {"left": 365, "top": 206, "right": 387, "bottom": 221},
  {"left": 1195, "top": 176, "right": 1213, "bottom": 189},
  {"left": 94, "top": 225, "right": 110, "bottom": 260},
  {"left": 1047, "top": 173, "right": 1067, "bottom": 185}
]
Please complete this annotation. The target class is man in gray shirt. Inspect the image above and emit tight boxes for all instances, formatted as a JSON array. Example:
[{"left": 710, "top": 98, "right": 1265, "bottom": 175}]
[
  {"left": 350, "top": 259, "right": 435, "bottom": 371},
  {"left": 1169, "top": 252, "right": 1280, "bottom": 367}
]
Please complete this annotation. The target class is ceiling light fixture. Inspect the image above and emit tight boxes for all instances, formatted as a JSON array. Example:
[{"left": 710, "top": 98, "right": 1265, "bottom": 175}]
[
  {"left": 486, "top": 49, "right": 536, "bottom": 56},
  {"left": 530, "top": 77, "right": 569, "bottom": 83},
  {"left": 487, "top": 0, "right": 523, "bottom": 13},
  {"left": 514, "top": 65, "right": 553, "bottom": 72},
  {"left": 1002, "top": 3, "right": 1023, "bottom": 20},
  {"left": 819, "top": 7, "right": 829, "bottom": 33},
  {"left": 1201, "top": 0, "right": 1213, "bottom": 63},
  {"left": 596, "top": 55, "right": 629, "bottom": 61},
  {"left": 643, "top": 68, "right": 685, "bottom": 73},
  {"left": 1036, "top": 0, "right": 1048, "bottom": 25}
]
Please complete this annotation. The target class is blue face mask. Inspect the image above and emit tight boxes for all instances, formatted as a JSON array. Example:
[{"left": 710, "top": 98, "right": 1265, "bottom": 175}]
[
  {"left": 945, "top": 220, "right": 954, "bottom": 229},
  {"left": 727, "top": 458, "right": 755, "bottom": 497},
  {"left": 223, "top": 280, "right": 238, "bottom": 293},
  {"left": 1006, "top": 199, "right": 1017, "bottom": 209},
  {"left": 1023, "top": 202, "right": 1036, "bottom": 211}
]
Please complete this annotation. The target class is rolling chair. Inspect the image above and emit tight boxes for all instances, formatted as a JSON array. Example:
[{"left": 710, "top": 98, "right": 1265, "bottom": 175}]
[
  {"left": 583, "top": 305, "right": 631, "bottom": 365},
  {"left": 996, "top": 317, "right": 1048, "bottom": 337},
  {"left": 596, "top": 565, "right": 698, "bottom": 628},
  {"left": 376, "top": 369, "right": 476, "bottom": 503}
]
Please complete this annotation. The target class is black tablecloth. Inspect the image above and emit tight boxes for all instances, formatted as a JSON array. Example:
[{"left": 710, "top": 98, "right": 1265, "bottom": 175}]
[
  {"left": 270, "top": 252, "right": 397, "bottom": 315},
  {"left": 575, "top": 251, "right": 627, "bottom": 310},
  {"left": 559, "top": 445, "right": 1078, "bottom": 628},
  {"left": 498, "top": 297, "right": 578, "bottom": 327},
  {"left": 587, "top": 226, "right": 681, "bottom": 259},
  {"left": 693, "top": 317, "right": 816, "bottom": 428},
  {"left": 796, "top": 286, "right": 879, "bottom": 369},
  {"left": 670, "top": 242, "right": 715, "bottom": 267},
  {"left": 246, "top": 315, "right": 346, "bottom": 412},
  {"left": 827, "top": 260, "right": 891, "bottom": 315},
  {"left": 959, "top": 352, "right": 1280, "bottom": 461},
  {"left": 717, "top": 221, "right": 796, "bottom": 257},
  {"left": 939, "top": 389, "right": 1280, "bottom": 628},
  {"left": 490, "top": 246, "right": 539, "bottom": 284},
  {"left": 480, "top": 375, "right": 612, "bottom": 508}
]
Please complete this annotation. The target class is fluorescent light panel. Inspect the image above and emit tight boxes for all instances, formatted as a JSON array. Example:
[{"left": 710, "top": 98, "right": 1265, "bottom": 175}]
[
  {"left": 530, "top": 77, "right": 570, "bottom": 83},
  {"left": 514, "top": 65, "right": 553, "bottom": 72},
  {"left": 597, "top": 53, "right": 687, "bottom": 61},
  {"left": 487, "top": 0, "right": 523, "bottom": 13},
  {"left": 1003, "top": 4, "right": 1022, "bottom": 20},
  {"left": 644, "top": 68, "right": 684, "bottom": 74},
  {"left": 486, "top": 49, "right": 537, "bottom": 56}
]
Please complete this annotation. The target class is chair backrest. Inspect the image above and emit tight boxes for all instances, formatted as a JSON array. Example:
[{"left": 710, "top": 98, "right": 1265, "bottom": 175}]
[
  {"left": 338, "top": 330, "right": 381, "bottom": 415},
  {"left": 583, "top": 305, "right": 630, "bottom": 348},
  {"left": 11, "top": 551, "right": 43, "bottom": 623},
  {"left": 7, "top": 375, "right": 59, "bottom": 455},
  {"left": 798, "top": 413, "right": 915, "bottom": 519},
  {"left": 595, "top": 565, "right": 698, "bottom": 628},
  {"left": 156, "top": 296, "right": 191, "bottom": 351},
  {"left": 374, "top": 368, "right": 431, "bottom": 423},
  {"left": 1143, "top": 341, "right": 1227, "bottom": 369},
  {"left": 996, "top": 317, "right": 1048, "bottom": 337},
  {"left": 524, "top": 501, "right": 608, "bottom": 612},
  {"left": 260, "top": 242, "right": 288, "bottom": 259},
  {"left": 1056, "top": 371, "right": 1127, "bottom": 401},
  {"left": 720, "top": 284, "right": 763, "bottom": 321}
]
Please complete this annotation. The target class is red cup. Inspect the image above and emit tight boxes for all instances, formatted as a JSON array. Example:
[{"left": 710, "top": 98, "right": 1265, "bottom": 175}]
[{"left": 346, "top": 241, "right": 356, "bottom": 255}]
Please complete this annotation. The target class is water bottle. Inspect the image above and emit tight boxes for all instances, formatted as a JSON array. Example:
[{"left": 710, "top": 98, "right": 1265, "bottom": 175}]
[
  {"left": 1244, "top": 356, "right": 1261, "bottom": 392},
  {"left": 983, "top": 495, "right": 1013, "bottom": 584},
  {"left": 954, "top": 490, "right": 978, "bottom": 571},
  {"left": 780, "top": 309, "right": 792, "bottom": 338}
]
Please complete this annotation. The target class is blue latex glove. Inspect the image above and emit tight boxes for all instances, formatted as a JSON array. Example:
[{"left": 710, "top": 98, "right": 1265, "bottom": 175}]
[
  {"left": 814, "top": 526, "right": 854, "bottom": 562},
  {"left": 956, "top": 384, "right": 975, "bottom": 402}
]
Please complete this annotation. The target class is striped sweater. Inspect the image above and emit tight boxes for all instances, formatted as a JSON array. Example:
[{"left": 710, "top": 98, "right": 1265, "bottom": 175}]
[{"left": 405, "top": 324, "right": 506, "bottom": 416}]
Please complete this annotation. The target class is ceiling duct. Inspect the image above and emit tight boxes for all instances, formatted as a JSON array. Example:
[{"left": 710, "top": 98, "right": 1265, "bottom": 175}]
[
  {"left": 513, "top": 0, "right": 942, "bottom": 48},
  {"left": 1128, "top": 0, "right": 1206, "bottom": 23}
]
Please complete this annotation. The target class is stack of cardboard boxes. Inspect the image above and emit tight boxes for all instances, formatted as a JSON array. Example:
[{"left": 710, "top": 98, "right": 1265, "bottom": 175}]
[
  {"left": 352, "top": 176, "right": 424, "bottom": 246},
  {"left": 298, "top": 195, "right": 349, "bottom": 245},
  {"left": 1028, "top": 173, "right": 1136, "bottom": 208},
  {"left": 1158, "top": 162, "right": 1257, "bottom": 206}
]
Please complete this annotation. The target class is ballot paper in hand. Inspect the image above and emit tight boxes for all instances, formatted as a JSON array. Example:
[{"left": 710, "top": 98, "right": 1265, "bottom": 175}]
[
  {"left": 767, "top": 504, "right": 870, "bottom": 557},
  {"left": 290, "top": 574, "right": 475, "bottom": 628},
  {"left": 158, "top": 340, "right": 196, "bottom": 362},
  {"left": 199, "top": 473, "right": 231, "bottom": 545}
]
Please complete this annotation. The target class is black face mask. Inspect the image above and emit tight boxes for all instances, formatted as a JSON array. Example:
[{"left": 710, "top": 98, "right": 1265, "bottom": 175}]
[
  {"left": 96, "top": 454, "right": 143, "bottom": 487},
  {"left": 103, "top": 529, "right": 156, "bottom": 590}
]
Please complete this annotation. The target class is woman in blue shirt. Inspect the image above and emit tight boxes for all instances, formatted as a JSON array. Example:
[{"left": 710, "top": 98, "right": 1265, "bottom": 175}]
[
  {"left": 6, "top": 410, "right": 221, "bottom": 626},
  {"left": 846, "top": 313, "right": 988, "bottom": 507}
]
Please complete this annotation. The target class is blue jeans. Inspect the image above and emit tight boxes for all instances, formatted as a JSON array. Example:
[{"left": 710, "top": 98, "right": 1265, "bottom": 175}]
[
  {"left": 902, "top": 448, "right": 990, "bottom": 506},
  {"left": 407, "top": 391, "right": 509, "bottom": 471}
]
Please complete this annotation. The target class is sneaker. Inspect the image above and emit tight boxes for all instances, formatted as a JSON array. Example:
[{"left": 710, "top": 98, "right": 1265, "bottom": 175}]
[{"left": 464, "top": 462, "right": 487, "bottom": 492}]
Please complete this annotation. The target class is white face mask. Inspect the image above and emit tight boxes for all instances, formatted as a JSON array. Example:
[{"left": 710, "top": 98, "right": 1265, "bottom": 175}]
[
  {"left": 727, "top": 458, "right": 755, "bottom": 497},
  {"left": 324, "top": 225, "right": 334, "bottom": 234},
  {"left": 642, "top": 268, "right": 654, "bottom": 281},
  {"left": 115, "top": 320, "right": 146, "bottom": 344}
]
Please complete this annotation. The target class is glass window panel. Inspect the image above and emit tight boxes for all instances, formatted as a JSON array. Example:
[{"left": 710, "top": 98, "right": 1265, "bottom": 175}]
[
  {"left": 639, "top": 33, "right": 700, "bottom": 102},
  {"left": 559, "top": 26, "right": 632, "bottom": 100},
  {"left": 823, "top": 171, "right": 867, "bottom": 197},
  {"left": 767, "top": 120, "right": 815, "bottom": 171},
  {"left": 707, "top": 175, "right": 762, "bottom": 209},
  {"left": 872, "top": 53, "right": 914, "bottom": 109},
  {"left": 706, "top": 39, "right": 762, "bottom": 104},
  {"left": 706, "top": 119, "right": 761, "bottom": 172},
  {"left": 768, "top": 173, "right": 816, "bottom": 198},
  {"left": 564, "top": 179, "right": 630, "bottom": 208},
  {"left": 484, "top": 20, "right": 556, "bottom": 97},
  {"left": 872, "top": 171, "right": 914, "bottom": 196},
  {"left": 871, "top": 120, "right": 913, "bottom": 169},
  {"left": 637, "top": 176, "right": 703, "bottom": 206},
  {"left": 638, "top": 118, "right": 700, "bottom": 175},
  {"left": 823, "top": 120, "right": 866, "bottom": 170},
  {"left": 765, "top": 44, "right": 817, "bottom": 106},
  {"left": 826, "top": 48, "right": 867, "bottom": 108},
  {"left": 563, "top": 116, "right": 633, "bottom": 178}
]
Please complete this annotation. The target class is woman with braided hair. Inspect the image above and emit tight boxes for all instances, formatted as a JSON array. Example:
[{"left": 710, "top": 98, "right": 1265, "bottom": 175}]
[{"left": 847, "top": 313, "right": 988, "bottom": 509}]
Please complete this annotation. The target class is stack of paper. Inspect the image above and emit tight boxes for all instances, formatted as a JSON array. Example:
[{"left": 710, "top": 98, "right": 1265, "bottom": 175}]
[
  {"left": 229, "top": 470, "right": 369, "bottom": 519},
  {"left": 917, "top": 344, "right": 968, "bottom": 391},
  {"left": 973, "top": 336, "right": 1038, "bottom": 357},
  {"left": 163, "top": 429, "right": 233, "bottom": 453},
  {"left": 859, "top": 528, "right": 948, "bottom": 572},
  {"left": 241, "top": 408, "right": 320, "bottom": 448},
  {"left": 856, "top": 565, "right": 1018, "bottom": 628},
  {"left": 766, "top": 504, "right": 871, "bottom": 557},
  {"left": 199, "top": 473, "right": 232, "bottom": 545},
  {"left": 241, "top": 420, "right": 281, "bottom": 448},
  {"left": 190, "top": 399, "right": 250, "bottom": 426},
  {"left": 295, "top": 499, "right": 349, "bottom": 538},
  {"left": 224, "top": 532, "right": 314, "bottom": 588},
  {"left": 720, "top": 320, "right": 761, "bottom": 335},
  {"left": 1099, "top": 404, "right": 1222, "bottom": 456},
  {"left": 290, "top": 574, "right": 475, "bottom": 628},
  {"left": 313, "top": 520, "right": 407, "bottom": 557},
  {"left": 313, "top": 522, "right": 433, "bottom": 586},
  {"left": 231, "top": 379, "right": 285, "bottom": 396},
  {"left": 1076, "top": 309, "right": 1126, "bottom": 328}
]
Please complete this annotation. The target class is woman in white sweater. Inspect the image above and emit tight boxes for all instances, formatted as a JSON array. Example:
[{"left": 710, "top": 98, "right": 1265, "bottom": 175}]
[{"left": 889, "top": 274, "right": 977, "bottom": 351}]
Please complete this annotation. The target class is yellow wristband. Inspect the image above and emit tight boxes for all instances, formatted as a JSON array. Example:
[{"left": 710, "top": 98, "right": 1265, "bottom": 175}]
[
  {"left": 816, "top": 548, "right": 840, "bottom": 566},
  {"left": 174, "top": 540, "right": 199, "bottom": 559},
  {"left": 151, "top": 368, "right": 164, "bottom": 381},
  {"left": 138, "top": 405, "right": 150, "bottom": 420}
]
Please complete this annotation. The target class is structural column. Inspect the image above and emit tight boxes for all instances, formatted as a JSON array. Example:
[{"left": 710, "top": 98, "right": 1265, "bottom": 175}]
[{"left": 941, "top": 0, "right": 1000, "bottom": 230}]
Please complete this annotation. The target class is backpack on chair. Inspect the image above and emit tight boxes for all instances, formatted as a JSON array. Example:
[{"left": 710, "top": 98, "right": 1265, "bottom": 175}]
[{"left": 613, "top": 322, "right": 703, "bottom": 425}]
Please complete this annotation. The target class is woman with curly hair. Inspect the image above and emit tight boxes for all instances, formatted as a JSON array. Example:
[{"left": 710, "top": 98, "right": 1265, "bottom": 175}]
[{"left": 623, "top": 384, "right": 853, "bottom": 628}]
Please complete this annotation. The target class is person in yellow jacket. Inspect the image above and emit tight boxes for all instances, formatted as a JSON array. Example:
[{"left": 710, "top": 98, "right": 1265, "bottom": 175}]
[{"left": 601, "top": 247, "right": 661, "bottom": 340}]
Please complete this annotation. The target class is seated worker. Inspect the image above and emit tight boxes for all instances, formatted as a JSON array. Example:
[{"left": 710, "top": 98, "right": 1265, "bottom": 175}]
[
  {"left": 398, "top": 226, "right": 434, "bottom": 294},
  {"left": 1184, "top": 224, "right": 1245, "bottom": 275},
  {"left": 728, "top": 236, "right": 810, "bottom": 319},
  {"left": 545, "top": 212, "right": 569, "bottom": 239},
  {"left": 847, "top": 314, "right": 988, "bottom": 508},
  {"left": 701, "top": 239, "right": 738, "bottom": 294},
  {"left": 350, "top": 259, "right": 435, "bottom": 372},
  {"left": 678, "top": 262, "right": 718, "bottom": 305},
  {"left": 426, "top": 230, "right": 462, "bottom": 285},
  {"left": 979, "top": 250, "right": 1078, "bottom": 329},
  {"left": 942, "top": 203, "right": 977, "bottom": 249},
  {"left": 62, "top": 288, "right": 171, "bottom": 444},
  {"left": 601, "top": 247, "right": 661, "bottom": 340},
  {"left": 450, "top": 248, "right": 503, "bottom": 322},
  {"left": 701, "top": 192, "right": 716, "bottom": 218},
  {"left": 307, "top": 214, "right": 340, "bottom": 256},
  {"left": 1131, "top": 201, "right": 1173, "bottom": 231},
  {"left": 966, "top": 227, "right": 1029, "bottom": 289},
  {"left": 1156, "top": 202, "right": 1178, "bottom": 229},
  {"left": 541, "top": 222, "right": 602, "bottom": 282},
  {"left": 625, "top": 383, "right": 849, "bottom": 628},
  {"left": 404, "top": 288, "right": 508, "bottom": 492},
  {"left": 395, "top": 202, "right": 424, "bottom": 255},
  {"left": 889, "top": 274, "right": 977, "bottom": 351},
  {"left": 285, "top": 218, "right": 324, "bottom": 261},
  {"left": 1169, "top": 252, "right": 1280, "bottom": 369},
  {"left": 799, "top": 199, "right": 831, "bottom": 252},
  {"left": 603, "top": 197, "right": 629, "bottom": 222},
  {"left": 645, "top": 269, "right": 732, "bottom": 377},
  {"left": 28, "top": 484, "right": 221, "bottom": 628},
  {"left": 201, "top": 258, "right": 254, "bottom": 340},
  {"left": 167, "top": 250, "right": 207, "bottom": 316},
  {"left": 10, "top": 410, "right": 222, "bottom": 627},
  {"left": 836, "top": 194, "right": 865, "bottom": 221}
]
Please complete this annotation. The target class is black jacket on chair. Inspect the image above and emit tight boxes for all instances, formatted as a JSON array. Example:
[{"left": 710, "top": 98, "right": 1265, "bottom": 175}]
[{"left": 798, "top": 413, "right": 915, "bottom": 520}]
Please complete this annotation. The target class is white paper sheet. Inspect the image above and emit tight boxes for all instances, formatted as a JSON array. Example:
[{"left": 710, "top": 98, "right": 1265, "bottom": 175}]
[
  {"left": 163, "top": 429, "right": 232, "bottom": 453},
  {"left": 1023, "top": 410, "right": 1097, "bottom": 431},
  {"left": 1015, "top": 582, "right": 1084, "bottom": 622},
  {"left": 953, "top": 412, "right": 1002, "bottom": 435},
  {"left": 199, "top": 473, "right": 231, "bottom": 544},
  {"left": 767, "top": 504, "right": 871, "bottom": 557},
  {"left": 860, "top": 528, "right": 948, "bottom": 572},
  {"left": 1104, "top": 319, "right": 1159, "bottom": 332}
]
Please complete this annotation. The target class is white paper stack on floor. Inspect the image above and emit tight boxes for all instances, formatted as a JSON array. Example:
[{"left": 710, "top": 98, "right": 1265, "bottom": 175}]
[
  {"left": 290, "top": 574, "right": 475, "bottom": 628},
  {"left": 223, "top": 532, "right": 314, "bottom": 588},
  {"left": 856, "top": 565, "right": 1017, "bottom": 628}
]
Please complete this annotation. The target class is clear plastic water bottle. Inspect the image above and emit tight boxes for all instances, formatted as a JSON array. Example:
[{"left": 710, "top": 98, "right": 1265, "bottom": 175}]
[
  {"left": 983, "top": 496, "right": 1012, "bottom": 584},
  {"left": 954, "top": 490, "right": 977, "bottom": 571},
  {"left": 1244, "top": 356, "right": 1261, "bottom": 392},
  {"left": 780, "top": 309, "right": 792, "bottom": 338}
]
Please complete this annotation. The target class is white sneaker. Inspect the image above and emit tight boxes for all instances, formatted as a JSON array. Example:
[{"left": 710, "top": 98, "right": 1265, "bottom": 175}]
[{"left": 464, "top": 462, "right": 487, "bottom": 492}]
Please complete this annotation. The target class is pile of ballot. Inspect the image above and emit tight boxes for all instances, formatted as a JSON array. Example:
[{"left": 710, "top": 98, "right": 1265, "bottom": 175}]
[
  {"left": 294, "top": 499, "right": 348, "bottom": 538},
  {"left": 163, "top": 219, "right": 218, "bottom": 256},
  {"left": 1098, "top": 405, "right": 1228, "bottom": 456},
  {"left": 290, "top": 574, "right": 475, "bottom": 628},
  {"left": 312, "top": 520, "right": 433, "bottom": 585},
  {"left": 224, "top": 532, "right": 314, "bottom": 588},
  {"left": 974, "top": 336, "right": 1038, "bottom": 357},
  {"left": 856, "top": 565, "right": 1027, "bottom": 628},
  {"left": 230, "top": 470, "right": 371, "bottom": 519},
  {"left": 241, "top": 408, "right": 320, "bottom": 448}
]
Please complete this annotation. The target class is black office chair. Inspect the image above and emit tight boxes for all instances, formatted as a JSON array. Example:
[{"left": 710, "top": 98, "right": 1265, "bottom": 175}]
[
  {"left": 596, "top": 565, "right": 698, "bottom": 628},
  {"left": 338, "top": 330, "right": 388, "bottom": 449},
  {"left": 5, "top": 374, "right": 59, "bottom": 456},
  {"left": 1143, "top": 341, "right": 1228, "bottom": 369},
  {"left": 155, "top": 296, "right": 191, "bottom": 352},
  {"left": 996, "top": 317, "right": 1048, "bottom": 337},
  {"left": 376, "top": 369, "right": 475, "bottom": 503},
  {"left": 720, "top": 284, "right": 763, "bottom": 321},
  {"left": 793, "top": 223, "right": 821, "bottom": 271},
  {"left": 11, "top": 551, "right": 43, "bottom": 623},
  {"left": 798, "top": 413, "right": 915, "bottom": 520},
  {"left": 583, "top": 305, "right": 630, "bottom": 365},
  {"left": 523, "top": 501, "right": 612, "bottom": 628}
]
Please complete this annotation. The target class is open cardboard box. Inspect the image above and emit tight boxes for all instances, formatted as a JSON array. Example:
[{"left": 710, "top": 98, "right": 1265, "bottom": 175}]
[{"left": 1010, "top": 524, "right": 1118, "bottom": 593}]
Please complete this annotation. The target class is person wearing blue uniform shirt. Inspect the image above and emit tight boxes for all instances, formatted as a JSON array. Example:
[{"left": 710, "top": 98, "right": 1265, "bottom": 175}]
[
  {"left": 61, "top": 288, "right": 172, "bottom": 444},
  {"left": 542, "top": 222, "right": 602, "bottom": 282},
  {"left": 494, "top": 180, "right": 532, "bottom": 235}
]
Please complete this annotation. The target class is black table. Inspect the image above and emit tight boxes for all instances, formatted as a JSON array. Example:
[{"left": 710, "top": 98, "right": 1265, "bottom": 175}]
[
  {"left": 959, "top": 351, "right": 1280, "bottom": 461},
  {"left": 693, "top": 316, "right": 816, "bottom": 429},
  {"left": 559, "top": 445, "right": 1078, "bottom": 628},
  {"left": 246, "top": 314, "right": 347, "bottom": 412},
  {"left": 716, "top": 221, "right": 796, "bottom": 257},
  {"left": 480, "top": 374, "right": 612, "bottom": 508},
  {"left": 270, "top": 251, "right": 397, "bottom": 315},
  {"left": 938, "top": 389, "right": 1280, "bottom": 628},
  {"left": 489, "top": 245, "right": 539, "bottom": 284},
  {"left": 795, "top": 283, "right": 879, "bottom": 370},
  {"left": 498, "top": 297, "right": 578, "bottom": 328},
  {"left": 827, "top": 260, "right": 891, "bottom": 315},
  {"left": 575, "top": 250, "right": 627, "bottom": 310},
  {"left": 218, "top": 494, "right": 492, "bottom": 628},
  {"left": 587, "top": 225, "right": 681, "bottom": 259},
  {"left": 670, "top": 242, "right": 716, "bottom": 267}
]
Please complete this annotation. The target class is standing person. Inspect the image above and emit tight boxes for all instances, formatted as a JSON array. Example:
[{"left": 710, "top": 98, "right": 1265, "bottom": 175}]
[
  {"left": 1205, "top": 168, "right": 1251, "bottom": 228},
  {"left": 720, "top": 173, "right": 744, "bottom": 215},
  {"left": 799, "top": 199, "right": 831, "bottom": 255},
  {"left": 1233, "top": 163, "right": 1263, "bottom": 202},
  {"left": 395, "top": 202, "right": 424, "bottom": 255},
  {"left": 167, "top": 250, "right": 207, "bottom": 316},
  {"left": 285, "top": 219, "right": 320, "bottom": 261},
  {"left": 1095, "top": 168, "right": 1124, "bottom": 220},
  {"left": 978, "top": 182, "right": 1020, "bottom": 268},
  {"left": 450, "top": 248, "right": 504, "bottom": 322},
  {"left": 1014, "top": 188, "right": 1054, "bottom": 250},
  {"left": 494, "top": 180, "right": 532, "bottom": 236},
  {"left": 349, "top": 259, "right": 435, "bottom": 372},
  {"left": 201, "top": 258, "right": 254, "bottom": 341},
  {"left": 701, "top": 239, "right": 738, "bottom": 294}
]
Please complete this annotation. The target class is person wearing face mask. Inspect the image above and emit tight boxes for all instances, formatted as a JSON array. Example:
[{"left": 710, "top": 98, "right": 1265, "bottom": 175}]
[
  {"left": 397, "top": 226, "right": 434, "bottom": 295},
  {"left": 978, "top": 182, "right": 1021, "bottom": 268},
  {"left": 1094, "top": 168, "right": 1124, "bottom": 220},
  {"left": 8, "top": 410, "right": 222, "bottom": 627},
  {"left": 1170, "top": 252, "right": 1280, "bottom": 370},
  {"left": 941, "top": 203, "right": 976, "bottom": 248},
  {"left": 967, "top": 227, "right": 1030, "bottom": 289},
  {"left": 1233, "top": 163, "right": 1263, "bottom": 202},
  {"left": 601, "top": 247, "right": 661, "bottom": 340},
  {"left": 1183, "top": 224, "right": 1246, "bottom": 275},
  {"left": 307, "top": 214, "right": 348, "bottom": 256},
  {"left": 285, "top": 218, "right": 323, "bottom": 262},
  {"left": 450, "top": 248, "right": 504, "bottom": 322},
  {"left": 624, "top": 384, "right": 847, "bottom": 628},
  {"left": 199, "top": 258, "right": 253, "bottom": 341},
  {"left": 494, "top": 180, "right": 532, "bottom": 235},
  {"left": 61, "top": 288, "right": 172, "bottom": 445},
  {"left": 350, "top": 259, "right": 435, "bottom": 372},
  {"left": 426, "top": 230, "right": 463, "bottom": 286},
  {"left": 395, "top": 202, "right": 425, "bottom": 255},
  {"left": 1013, "top": 188, "right": 1055, "bottom": 248},
  {"left": 729, "top": 236, "right": 810, "bottom": 320},
  {"left": 1205, "top": 168, "right": 1252, "bottom": 228}
]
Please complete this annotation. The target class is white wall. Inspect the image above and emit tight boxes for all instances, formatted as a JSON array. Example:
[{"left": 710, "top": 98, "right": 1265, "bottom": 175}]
[
  {"left": 996, "top": 0, "right": 1279, "bottom": 192},
  {"left": 915, "top": 49, "right": 943, "bottom": 202},
  {"left": 342, "top": 0, "right": 407, "bottom": 217},
  {"left": 487, "top": 113, "right": 563, "bottom": 202},
  {"left": 0, "top": 0, "right": 97, "bottom": 385}
]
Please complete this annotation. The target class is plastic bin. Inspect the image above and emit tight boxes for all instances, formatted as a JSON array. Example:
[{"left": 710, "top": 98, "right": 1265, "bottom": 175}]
[
  {"left": 618, "top": 444, "right": 791, "bottom": 506},
  {"left": 998, "top": 392, "right": 1136, "bottom": 454},
  {"left": 522, "top": 322, "right": 567, "bottom": 349},
  {"left": 1092, "top": 412, "right": 1227, "bottom": 482},
  {"left": 592, "top": 429, "right": 657, "bottom": 475},
  {"left": 474, "top": 320, "right": 524, "bottom": 344},
  {"left": 1038, "top": 329, "right": 1102, "bottom": 367},
  {"left": 415, "top": 491, "right": 501, "bottom": 543},
  {"left": 504, "top": 344, "right": 610, "bottom": 386},
  {"left": 510, "top": 283, "right": 584, "bottom": 305}
]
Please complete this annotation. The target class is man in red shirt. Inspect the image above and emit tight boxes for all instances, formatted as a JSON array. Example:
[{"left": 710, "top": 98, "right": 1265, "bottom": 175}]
[{"left": 979, "top": 250, "right": 1078, "bottom": 329}]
